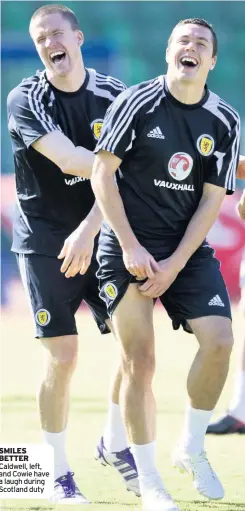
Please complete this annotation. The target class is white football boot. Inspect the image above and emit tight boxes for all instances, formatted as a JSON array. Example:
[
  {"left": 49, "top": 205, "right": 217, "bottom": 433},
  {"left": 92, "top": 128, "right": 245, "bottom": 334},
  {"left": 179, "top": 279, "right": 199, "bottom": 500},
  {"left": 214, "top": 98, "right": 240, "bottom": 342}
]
[
  {"left": 172, "top": 447, "right": 224, "bottom": 500},
  {"left": 141, "top": 482, "right": 179, "bottom": 511}
]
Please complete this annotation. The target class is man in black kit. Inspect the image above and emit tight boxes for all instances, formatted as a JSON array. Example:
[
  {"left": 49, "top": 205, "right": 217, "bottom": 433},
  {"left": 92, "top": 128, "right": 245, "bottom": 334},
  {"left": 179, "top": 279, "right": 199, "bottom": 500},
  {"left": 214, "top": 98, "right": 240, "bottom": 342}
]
[
  {"left": 92, "top": 18, "right": 240, "bottom": 511},
  {"left": 7, "top": 4, "right": 139, "bottom": 503}
]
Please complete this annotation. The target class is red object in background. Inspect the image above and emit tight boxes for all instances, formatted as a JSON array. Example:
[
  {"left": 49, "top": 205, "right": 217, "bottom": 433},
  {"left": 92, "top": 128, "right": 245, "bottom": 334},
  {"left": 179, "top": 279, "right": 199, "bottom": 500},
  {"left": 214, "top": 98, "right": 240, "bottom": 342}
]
[
  {"left": 1, "top": 176, "right": 245, "bottom": 301},
  {"left": 207, "top": 191, "right": 245, "bottom": 301}
]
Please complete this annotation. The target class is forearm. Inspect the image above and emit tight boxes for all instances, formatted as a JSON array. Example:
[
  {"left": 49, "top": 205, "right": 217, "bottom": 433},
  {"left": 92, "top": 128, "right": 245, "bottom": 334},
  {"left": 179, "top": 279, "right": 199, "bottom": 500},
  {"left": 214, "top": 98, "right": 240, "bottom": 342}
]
[
  {"left": 237, "top": 189, "right": 245, "bottom": 219},
  {"left": 92, "top": 171, "right": 139, "bottom": 249},
  {"left": 237, "top": 155, "right": 245, "bottom": 180},
  {"left": 80, "top": 201, "right": 103, "bottom": 237},
  {"left": 32, "top": 132, "right": 95, "bottom": 178},
  {"left": 170, "top": 194, "right": 225, "bottom": 270},
  {"left": 61, "top": 146, "right": 95, "bottom": 178}
]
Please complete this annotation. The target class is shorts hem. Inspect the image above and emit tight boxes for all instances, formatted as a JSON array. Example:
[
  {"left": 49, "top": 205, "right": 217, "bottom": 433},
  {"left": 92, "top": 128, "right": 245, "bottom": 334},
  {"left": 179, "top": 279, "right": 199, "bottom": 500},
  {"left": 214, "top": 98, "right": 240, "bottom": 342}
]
[
  {"left": 35, "top": 329, "right": 78, "bottom": 339},
  {"left": 98, "top": 322, "right": 111, "bottom": 335},
  {"left": 106, "top": 277, "right": 134, "bottom": 319},
  {"left": 185, "top": 310, "right": 232, "bottom": 321},
  {"left": 171, "top": 310, "right": 231, "bottom": 334}
]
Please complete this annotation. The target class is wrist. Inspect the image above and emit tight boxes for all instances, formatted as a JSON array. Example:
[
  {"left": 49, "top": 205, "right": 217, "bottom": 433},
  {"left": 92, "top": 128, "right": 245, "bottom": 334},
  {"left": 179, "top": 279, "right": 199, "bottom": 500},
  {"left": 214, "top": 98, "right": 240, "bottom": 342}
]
[
  {"left": 168, "top": 253, "right": 188, "bottom": 272},
  {"left": 77, "top": 220, "right": 97, "bottom": 238},
  {"left": 121, "top": 237, "right": 141, "bottom": 251}
]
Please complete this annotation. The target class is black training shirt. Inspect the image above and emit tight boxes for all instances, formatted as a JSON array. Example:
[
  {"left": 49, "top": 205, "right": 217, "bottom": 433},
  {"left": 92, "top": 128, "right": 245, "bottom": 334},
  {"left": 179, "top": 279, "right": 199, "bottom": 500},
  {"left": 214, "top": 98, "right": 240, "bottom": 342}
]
[
  {"left": 7, "top": 68, "right": 126, "bottom": 255},
  {"left": 95, "top": 75, "right": 240, "bottom": 257}
]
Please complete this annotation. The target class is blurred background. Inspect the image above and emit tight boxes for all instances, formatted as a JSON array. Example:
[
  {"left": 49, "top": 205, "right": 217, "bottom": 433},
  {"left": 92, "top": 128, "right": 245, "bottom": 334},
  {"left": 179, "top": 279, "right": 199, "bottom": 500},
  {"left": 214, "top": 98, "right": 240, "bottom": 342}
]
[
  {"left": 1, "top": 7, "right": 245, "bottom": 506},
  {"left": 1, "top": 0, "right": 245, "bottom": 306}
]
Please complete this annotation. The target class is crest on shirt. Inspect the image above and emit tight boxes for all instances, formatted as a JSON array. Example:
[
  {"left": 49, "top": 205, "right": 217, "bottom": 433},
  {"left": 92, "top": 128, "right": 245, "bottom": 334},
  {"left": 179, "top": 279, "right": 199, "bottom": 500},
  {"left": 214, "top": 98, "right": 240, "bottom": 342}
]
[
  {"left": 35, "top": 308, "right": 51, "bottom": 326},
  {"left": 197, "top": 134, "right": 214, "bottom": 156},
  {"left": 91, "top": 118, "right": 103, "bottom": 140},
  {"left": 168, "top": 152, "right": 193, "bottom": 181},
  {"left": 104, "top": 282, "right": 118, "bottom": 300}
]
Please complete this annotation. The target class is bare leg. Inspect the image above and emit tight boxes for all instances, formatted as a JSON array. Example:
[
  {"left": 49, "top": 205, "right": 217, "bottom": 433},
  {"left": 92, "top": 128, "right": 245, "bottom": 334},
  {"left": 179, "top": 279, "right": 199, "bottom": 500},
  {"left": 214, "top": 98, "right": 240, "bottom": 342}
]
[
  {"left": 207, "top": 283, "right": 245, "bottom": 432},
  {"left": 229, "top": 334, "right": 245, "bottom": 423},
  {"left": 173, "top": 316, "right": 233, "bottom": 500},
  {"left": 39, "top": 335, "right": 78, "bottom": 478},
  {"left": 105, "top": 319, "right": 123, "bottom": 405},
  {"left": 100, "top": 319, "right": 127, "bottom": 452},
  {"left": 179, "top": 316, "right": 233, "bottom": 452},
  {"left": 187, "top": 316, "right": 233, "bottom": 410},
  {"left": 111, "top": 284, "right": 178, "bottom": 509},
  {"left": 112, "top": 284, "right": 155, "bottom": 445},
  {"left": 103, "top": 359, "right": 129, "bottom": 452}
]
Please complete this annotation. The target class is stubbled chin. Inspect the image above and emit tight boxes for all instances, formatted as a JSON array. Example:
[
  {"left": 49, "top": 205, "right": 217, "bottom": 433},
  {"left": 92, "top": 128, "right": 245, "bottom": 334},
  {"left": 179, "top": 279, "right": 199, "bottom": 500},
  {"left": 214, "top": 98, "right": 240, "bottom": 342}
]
[
  {"left": 179, "top": 66, "right": 199, "bottom": 77},
  {"left": 52, "top": 62, "right": 71, "bottom": 76}
]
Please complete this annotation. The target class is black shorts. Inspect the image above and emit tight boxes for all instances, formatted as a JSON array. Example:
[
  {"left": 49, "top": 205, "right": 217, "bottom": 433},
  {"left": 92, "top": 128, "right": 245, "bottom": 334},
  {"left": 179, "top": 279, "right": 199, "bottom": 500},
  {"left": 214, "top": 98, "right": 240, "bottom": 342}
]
[
  {"left": 97, "top": 248, "right": 232, "bottom": 333},
  {"left": 16, "top": 253, "right": 110, "bottom": 338}
]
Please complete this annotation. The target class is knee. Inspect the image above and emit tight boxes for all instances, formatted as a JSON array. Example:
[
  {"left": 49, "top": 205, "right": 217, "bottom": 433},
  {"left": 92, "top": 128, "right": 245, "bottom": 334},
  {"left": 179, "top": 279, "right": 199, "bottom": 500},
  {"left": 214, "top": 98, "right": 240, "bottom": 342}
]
[
  {"left": 44, "top": 336, "right": 78, "bottom": 375},
  {"left": 122, "top": 344, "right": 155, "bottom": 384},
  {"left": 204, "top": 329, "right": 234, "bottom": 360},
  {"left": 53, "top": 349, "right": 78, "bottom": 373}
]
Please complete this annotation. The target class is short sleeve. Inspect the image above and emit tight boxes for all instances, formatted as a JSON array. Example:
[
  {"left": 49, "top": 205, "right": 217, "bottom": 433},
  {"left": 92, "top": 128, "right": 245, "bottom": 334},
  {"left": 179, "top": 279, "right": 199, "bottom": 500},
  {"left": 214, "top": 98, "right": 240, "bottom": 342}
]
[
  {"left": 94, "top": 87, "right": 137, "bottom": 160},
  {"left": 205, "top": 115, "right": 240, "bottom": 194},
  {"left": 7, "top": 84, "right": 59, "bottom": 148}
]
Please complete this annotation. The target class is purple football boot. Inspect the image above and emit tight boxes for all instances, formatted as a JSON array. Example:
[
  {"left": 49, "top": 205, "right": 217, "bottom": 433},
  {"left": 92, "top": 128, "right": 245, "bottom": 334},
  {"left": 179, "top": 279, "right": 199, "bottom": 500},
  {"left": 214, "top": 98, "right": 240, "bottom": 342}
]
[
  {"left": 95, "top": 437, "right": 140, "bottom": 496},
  {"left": 50, "top": 471, "right": 89, "bottom": 504}
]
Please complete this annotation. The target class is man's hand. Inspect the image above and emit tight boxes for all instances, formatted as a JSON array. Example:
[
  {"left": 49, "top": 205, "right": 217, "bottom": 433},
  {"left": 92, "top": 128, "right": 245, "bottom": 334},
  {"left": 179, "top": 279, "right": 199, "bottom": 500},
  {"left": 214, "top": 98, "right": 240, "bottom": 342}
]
[
  {"left": 58, "top": 223, "right": 94, "bottom": 278},
  {"left": 237, "top": 155, "right": 245, "bottom": 180},
  {"left": 237, "top": 189, "right": 245, "bottom": 220},
  {"left": 139, "top": 257, "right": 180, "bottom": 298},
  {"left": 122, "top": 244, "right": 161, "bottom": 280}
]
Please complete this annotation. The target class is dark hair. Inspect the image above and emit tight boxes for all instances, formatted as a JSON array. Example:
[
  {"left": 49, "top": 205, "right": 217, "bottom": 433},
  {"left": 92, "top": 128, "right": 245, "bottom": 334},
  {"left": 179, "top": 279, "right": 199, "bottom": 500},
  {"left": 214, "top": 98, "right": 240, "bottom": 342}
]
[
  {"left": 168, "top": 18, "right": 218, "bottom": 57},
  {"left": 29, "top": 4, "right": 79, "bottom": 33}
]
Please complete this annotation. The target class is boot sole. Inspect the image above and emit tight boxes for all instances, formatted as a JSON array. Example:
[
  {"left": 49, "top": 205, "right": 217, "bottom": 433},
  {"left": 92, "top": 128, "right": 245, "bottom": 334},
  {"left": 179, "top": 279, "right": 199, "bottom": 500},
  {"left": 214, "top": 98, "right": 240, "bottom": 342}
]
[
  {"left": 94, "top": 452, "right": 140, "bottom": 497},
  {"left": 173, "top": 459, "right": 224, "bottom": 500}
]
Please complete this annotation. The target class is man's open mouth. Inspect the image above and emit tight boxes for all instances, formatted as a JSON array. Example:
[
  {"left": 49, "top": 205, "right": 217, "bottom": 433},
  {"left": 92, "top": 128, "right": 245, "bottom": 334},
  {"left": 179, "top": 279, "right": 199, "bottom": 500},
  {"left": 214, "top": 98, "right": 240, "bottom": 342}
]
[
  {"left": 50, "top": 51, "right": 66, "bottom": 64},
  {"left": 179, "top": 56, "right": 198, "bottom": 68}
]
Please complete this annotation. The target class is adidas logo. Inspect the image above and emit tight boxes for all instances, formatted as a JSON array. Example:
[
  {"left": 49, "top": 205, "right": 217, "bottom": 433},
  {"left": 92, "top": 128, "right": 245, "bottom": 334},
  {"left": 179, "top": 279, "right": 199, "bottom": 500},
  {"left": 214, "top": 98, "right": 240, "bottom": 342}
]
[
  {"left": 208, "top": 294, "right": 225, "bottom": 307},
  {"left": 147, "top": 126, "right": 165, "bottom": 139}
]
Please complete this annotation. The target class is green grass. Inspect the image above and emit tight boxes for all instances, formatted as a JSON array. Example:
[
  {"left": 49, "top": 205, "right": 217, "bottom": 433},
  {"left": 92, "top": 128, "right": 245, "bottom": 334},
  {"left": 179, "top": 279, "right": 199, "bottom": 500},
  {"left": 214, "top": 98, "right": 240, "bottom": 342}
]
[{"left": 1, "top": 306, "right": 245, "bottom": 510}]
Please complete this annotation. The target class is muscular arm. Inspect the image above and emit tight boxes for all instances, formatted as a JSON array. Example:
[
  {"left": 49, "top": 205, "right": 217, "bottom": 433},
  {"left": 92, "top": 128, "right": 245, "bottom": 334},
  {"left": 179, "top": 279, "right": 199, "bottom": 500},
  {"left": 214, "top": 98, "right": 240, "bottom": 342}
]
[
  {"left": 58, "top": 200, "right": 103, "bottom": 277},
  {"left": 58, "top": 154, "right": 119, "bottom": 278},
  {"left": 237, "top": 189, "right": 245, "bottom": 220},
  {"left": 81, "top": 200, "right": 102, "bottom": 236},
  {"left": 91, "top": 150, "right": 139, "bottom": 249},
  {"left": 170, "top": 183, "right": 226, "bottom": 271},
  {"left": 32, "top": 130, "right": 95, "bottom": 178},
  {"left": 237, "top": 155, "right": 245, "bottom": 180},
  {"left": 91, "top": 150, "right": 159, "bottom": 279},
  {"left": 8, "top": 86, "right": 95, "bottom": 178},
  {"left": 139, "top": 184, "right": 227, "bottom": 298}
]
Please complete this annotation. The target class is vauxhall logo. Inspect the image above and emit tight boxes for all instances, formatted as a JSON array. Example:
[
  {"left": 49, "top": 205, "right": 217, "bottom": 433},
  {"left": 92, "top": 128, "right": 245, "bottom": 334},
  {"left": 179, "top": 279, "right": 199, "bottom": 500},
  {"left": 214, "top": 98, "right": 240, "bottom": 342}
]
[
  {"left": 64, "top": 177, "right": 89, "bottom": 186},
  {"left": 154, "top": 180, "right": 194, "bottom": 191}
]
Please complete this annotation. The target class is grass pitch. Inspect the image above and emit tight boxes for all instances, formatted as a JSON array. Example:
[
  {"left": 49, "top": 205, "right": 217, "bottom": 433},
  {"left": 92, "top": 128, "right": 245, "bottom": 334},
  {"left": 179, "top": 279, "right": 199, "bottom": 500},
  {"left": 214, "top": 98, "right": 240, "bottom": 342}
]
[{"left": 1, "top": 301, "right": 245, "bottom": 511}]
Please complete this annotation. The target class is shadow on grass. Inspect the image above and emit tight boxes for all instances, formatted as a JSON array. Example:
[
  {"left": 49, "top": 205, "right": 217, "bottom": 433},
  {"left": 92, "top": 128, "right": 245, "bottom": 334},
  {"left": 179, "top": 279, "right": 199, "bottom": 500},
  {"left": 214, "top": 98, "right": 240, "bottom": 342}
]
[
  {"left": 178, "top": 500, "right": 245, "bottom": 510},
  {"left": 1, "top": 501, "right": 244, "bottom": 511},
  {"left": 94, "top": 502, "right": 137, "bottom": 506},
  {"left": 0, "top": 506, "right": 137, "bottom": 510},
  {"left": 0, "top": 508, "right": 53, "bottom": 511}
]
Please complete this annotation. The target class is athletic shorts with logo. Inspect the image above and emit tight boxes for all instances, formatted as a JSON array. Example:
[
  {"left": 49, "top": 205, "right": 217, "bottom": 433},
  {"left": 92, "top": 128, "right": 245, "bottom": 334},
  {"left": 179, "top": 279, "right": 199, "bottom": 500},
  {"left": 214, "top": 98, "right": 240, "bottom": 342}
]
[
  {"left": 17, "top": 253, "right": 110, "bottom": 338},
  {"left": 97, "top": 247, "right": 232, "bottom": 333}
]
